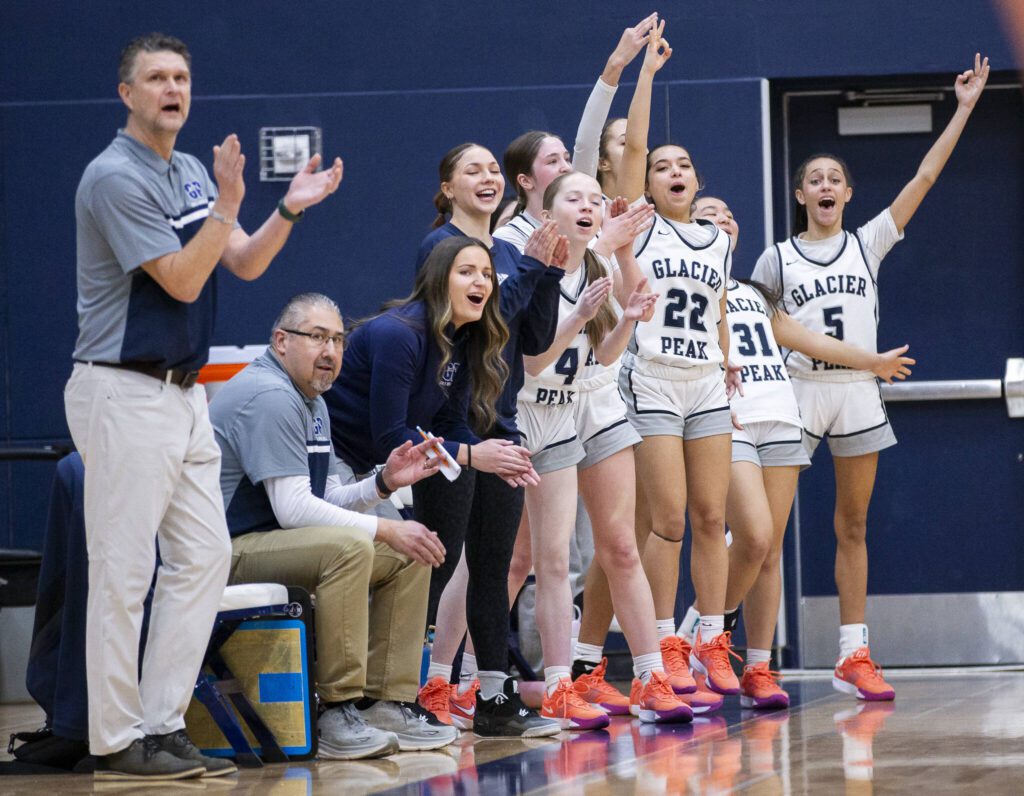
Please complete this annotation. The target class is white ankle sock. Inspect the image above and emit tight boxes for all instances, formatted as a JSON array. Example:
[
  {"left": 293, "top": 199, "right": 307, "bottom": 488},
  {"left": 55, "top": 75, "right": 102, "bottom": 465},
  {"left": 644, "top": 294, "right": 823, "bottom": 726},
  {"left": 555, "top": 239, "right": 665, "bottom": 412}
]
[
  {"left": 574, "top": 642, "right": 603, "bottom": 665},
  {"left": 839, "top": 624, "right": 869, "bottom": 660},
  {"left": 458, "top": 652, "right": 478, "bottom": 693},
  {"left": 656, "top": 618, "right": 676, "bottom": 641},
  {"left": 477, "top": 671, "right": 507, "bottom": 701},
  {"left": 677, "top": 605, "right": 701, "bottom": 641},
  {"left": 544, "top": 666, "right": 572, "bottom": 696},
  {"left": 746, "top": 648, "right": 771, "bottom": 667},
  {"left": 632, "top": 652, "right": 665, "bottom": 684},
  {"left": 426, "top": 661, "right": 453, "bottom": 682},
  {"left": 699, "top": 615, "right": 724, "bottom": 642}
]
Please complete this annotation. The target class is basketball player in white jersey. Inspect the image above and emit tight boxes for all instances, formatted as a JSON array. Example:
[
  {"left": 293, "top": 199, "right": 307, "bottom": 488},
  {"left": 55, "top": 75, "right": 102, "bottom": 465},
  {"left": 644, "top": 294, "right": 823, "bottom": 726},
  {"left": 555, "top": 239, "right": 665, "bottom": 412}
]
[
  {"left": 694, "top": 196, "right": 914, "bottom": 709},
  {"left": 751, "top": 55, "right": 989, "bottom": 700},
  {"left": 614, "top": 22, "right": 743, "bottom": 697}
]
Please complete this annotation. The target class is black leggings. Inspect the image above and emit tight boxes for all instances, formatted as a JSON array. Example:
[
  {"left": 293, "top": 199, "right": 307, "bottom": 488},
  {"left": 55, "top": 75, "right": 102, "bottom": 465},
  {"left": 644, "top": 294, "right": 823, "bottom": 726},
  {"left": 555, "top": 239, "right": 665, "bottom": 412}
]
[{"left": 413, "top": 469, "right": 524, "bottom": 673}]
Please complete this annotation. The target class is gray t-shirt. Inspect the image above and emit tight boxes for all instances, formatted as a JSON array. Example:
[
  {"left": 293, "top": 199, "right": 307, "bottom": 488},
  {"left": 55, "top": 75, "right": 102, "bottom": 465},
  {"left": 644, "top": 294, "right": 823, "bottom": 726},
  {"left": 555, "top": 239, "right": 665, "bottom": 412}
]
[
  {"left": 73, "top": 130, "right": 223, "bottom": 370},
  {"left": 210, "top": 349, "right": 341, "bottom": 536}
]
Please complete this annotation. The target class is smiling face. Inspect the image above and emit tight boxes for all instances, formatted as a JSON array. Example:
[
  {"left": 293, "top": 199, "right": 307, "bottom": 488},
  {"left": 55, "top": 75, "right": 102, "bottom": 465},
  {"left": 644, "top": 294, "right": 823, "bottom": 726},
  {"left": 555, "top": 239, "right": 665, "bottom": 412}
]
[
  {"left": 118, "top": 50, "right": 191, "bottom": 140},
  {"left": 448, "top": 245, "right": 495, "bottom": 328},
  {"left": 796, "top": 157, "right": 852, "bottom": 235},
  {"left": 543, "top": 173, "right": 604, "bottom": 245},
  {"left": 442, "top": 146, "right": 504, "bottom": 218},
  {"left": 273, "top": 304, "right": 345, "bottom": 398},
  {"left": 693, "top": 196, "right": 739, "bottom": 252},
  {"left": 519, "top": 136, "right": 572, "bottom": 200},
  {"left": 646, "top": 145, "right": 700, "bottom": 220}
]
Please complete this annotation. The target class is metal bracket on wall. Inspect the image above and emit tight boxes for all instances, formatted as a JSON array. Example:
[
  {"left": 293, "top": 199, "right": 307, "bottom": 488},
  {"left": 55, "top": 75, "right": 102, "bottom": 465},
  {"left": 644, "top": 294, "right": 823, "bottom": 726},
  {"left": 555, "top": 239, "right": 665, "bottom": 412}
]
[{"left": 880, "top": 357, "right": 1024, "bottom": 418}]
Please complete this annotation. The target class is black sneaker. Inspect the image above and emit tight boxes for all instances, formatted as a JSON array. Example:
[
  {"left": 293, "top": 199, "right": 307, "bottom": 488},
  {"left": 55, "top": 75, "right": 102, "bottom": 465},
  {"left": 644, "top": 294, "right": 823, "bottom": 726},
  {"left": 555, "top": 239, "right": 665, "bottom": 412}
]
[
  {"left": 151, "top": 729, "right": 238, "bottom": 777},
  {"left": 94, "top": 736, "right": 205, "bottom": 781},
  {"left": 473, "top": 678, "right": 560, "bottom": 738}
]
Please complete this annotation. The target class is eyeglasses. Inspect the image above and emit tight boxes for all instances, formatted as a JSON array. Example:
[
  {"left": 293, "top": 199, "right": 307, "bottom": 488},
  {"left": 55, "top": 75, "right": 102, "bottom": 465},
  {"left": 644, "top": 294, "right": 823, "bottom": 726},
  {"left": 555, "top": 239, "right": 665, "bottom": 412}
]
[{"left": 281, "top": 329, "right": 345, "bottom": 348}]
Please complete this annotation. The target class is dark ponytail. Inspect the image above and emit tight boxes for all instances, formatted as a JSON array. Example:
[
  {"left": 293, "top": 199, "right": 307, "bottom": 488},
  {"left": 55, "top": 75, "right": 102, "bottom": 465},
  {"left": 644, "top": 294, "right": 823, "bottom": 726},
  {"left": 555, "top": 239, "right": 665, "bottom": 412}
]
[
  {"left": 735, "top": 278, "right": 783, "bottom": 316},
  {"left": 432, "top": 142, "right": 476, "bottom": 229}
]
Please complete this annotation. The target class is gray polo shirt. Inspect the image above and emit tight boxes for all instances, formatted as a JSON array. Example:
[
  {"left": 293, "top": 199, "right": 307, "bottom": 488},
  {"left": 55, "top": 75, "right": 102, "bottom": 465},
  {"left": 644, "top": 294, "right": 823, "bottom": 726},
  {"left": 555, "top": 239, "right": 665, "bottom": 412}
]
[
  {"left": 73, "top": 130, "right": 223, "bottom": 371},
  {"left": 210, "top": 349, "right": 342, "bottom": 537}
]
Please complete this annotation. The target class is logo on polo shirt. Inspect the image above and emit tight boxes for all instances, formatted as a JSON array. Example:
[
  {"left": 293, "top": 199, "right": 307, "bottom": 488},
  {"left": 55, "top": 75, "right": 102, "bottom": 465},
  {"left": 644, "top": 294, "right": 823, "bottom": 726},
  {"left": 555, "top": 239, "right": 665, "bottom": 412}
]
[
  {"left": 184, "top": 181, "right": 203, "bottom": 200},
  {"left": 313, "top": 416, "right": 324, "bottom": 436}
]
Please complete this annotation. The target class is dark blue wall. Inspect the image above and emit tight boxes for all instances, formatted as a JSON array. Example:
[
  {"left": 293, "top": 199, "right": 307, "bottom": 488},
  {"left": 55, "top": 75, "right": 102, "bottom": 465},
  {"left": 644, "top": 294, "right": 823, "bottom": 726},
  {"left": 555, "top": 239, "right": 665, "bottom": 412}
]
[{"left": 0, "top": 1, "right": 1015, "bottom": 548}]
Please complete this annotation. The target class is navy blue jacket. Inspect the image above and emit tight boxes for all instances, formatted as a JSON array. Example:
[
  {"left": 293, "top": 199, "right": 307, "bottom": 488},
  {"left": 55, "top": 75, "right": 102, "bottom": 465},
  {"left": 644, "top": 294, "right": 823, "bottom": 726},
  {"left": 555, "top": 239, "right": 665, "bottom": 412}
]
[
  {"left": 326, "top": 301, "right": 477, "bottom": 473},
  {"left": 416, "top": 223, "right": 562, "bottom": 440}
]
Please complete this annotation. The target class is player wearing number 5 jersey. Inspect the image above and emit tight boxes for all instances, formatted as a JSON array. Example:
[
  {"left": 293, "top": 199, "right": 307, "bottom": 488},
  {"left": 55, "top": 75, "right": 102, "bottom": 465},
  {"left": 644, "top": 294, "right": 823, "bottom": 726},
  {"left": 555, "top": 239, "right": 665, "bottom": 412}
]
[
  {"left": 752, "top": 54, "right": 989, "bottom": 700},
  {"left": 614, "top": 21, "right": 743, "bottom": 697}
]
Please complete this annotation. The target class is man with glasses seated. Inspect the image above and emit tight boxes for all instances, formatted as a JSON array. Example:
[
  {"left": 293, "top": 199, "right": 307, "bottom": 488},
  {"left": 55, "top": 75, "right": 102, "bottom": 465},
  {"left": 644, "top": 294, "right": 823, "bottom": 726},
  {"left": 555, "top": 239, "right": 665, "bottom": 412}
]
[{"left": 208, "top": 292, "right": 455, "bottom": 760}]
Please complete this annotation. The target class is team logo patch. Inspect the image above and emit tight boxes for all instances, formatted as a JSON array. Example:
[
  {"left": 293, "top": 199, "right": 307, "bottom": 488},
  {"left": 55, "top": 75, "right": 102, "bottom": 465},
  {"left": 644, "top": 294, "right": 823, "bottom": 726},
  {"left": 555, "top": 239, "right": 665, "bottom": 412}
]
[
  {"left": 441, "top": 362, "right": 460, "bottom": 388},
  {"left": 313, "top": 417, "right": 324, "bottom": 436},
  {"left": 184, "top": 181, "right": 203, "bottom": 200},
  {"left": 497, "top": 273, "right": 509, "bottom": 285}
]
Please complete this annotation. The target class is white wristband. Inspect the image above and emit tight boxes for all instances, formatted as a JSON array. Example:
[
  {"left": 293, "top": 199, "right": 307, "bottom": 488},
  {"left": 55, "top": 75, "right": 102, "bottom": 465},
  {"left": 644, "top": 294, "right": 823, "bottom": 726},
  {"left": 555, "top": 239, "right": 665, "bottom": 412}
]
[{"left": 209, "top": 208, "right": 235, "bottom": 225}]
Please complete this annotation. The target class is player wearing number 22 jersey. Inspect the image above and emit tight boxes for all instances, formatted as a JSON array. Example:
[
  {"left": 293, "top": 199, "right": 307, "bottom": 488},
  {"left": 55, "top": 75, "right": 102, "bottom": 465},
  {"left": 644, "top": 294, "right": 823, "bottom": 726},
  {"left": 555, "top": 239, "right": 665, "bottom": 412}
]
[{"left": 619, "top": 213, "right": 733, "bottom": 441}]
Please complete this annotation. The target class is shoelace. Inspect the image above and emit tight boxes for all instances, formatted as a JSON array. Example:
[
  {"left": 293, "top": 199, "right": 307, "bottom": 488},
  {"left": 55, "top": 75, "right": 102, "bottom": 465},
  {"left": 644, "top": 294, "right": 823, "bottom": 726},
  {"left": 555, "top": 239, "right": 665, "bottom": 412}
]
[
  {"left": 578, "top": 659, "right": 616, "bottom": 694},
  {"left": 661, "top": 636, "right": 690, "bottom": 671},
  {"left": 419, "top": 680, "right": 450, "bottom": 713},
  {"left": 549, "top": 680, "right": 591, "bottom": 714},
  {"left": 845, "top": 649, "right": 886, "bottom": 682},
  {"left": 140, "top": 736, "right": 162, "bottom": 761},
  {"left": 744, "top": 664, "right": 783, "bottom": 690},
  {"left": 644, "top": 672, "right": 677, "bottom": 701},
  {"left": 701, "top": 631, "right": 742, "bottom": 671}
]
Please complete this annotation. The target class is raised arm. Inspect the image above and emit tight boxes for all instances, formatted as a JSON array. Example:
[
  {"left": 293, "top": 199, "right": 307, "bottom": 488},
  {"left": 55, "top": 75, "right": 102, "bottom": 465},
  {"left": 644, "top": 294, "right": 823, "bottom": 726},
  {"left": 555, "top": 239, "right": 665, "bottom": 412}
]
[
  {"left": 619, "top": 19, "right": 672, "bottom": 203},
  {"left": 889, "top": 54, "right": 989, "bottom": 232},
  {"left": 221, "top": 152, "right": 344, "bottom": 279},
  {"left": 524, "top": 276, "right": 612, "bottom": 375},
  {"left": 593, "top": 278, "right": 658, "bottom": 365},
  {"left": 772, "top": 312, "right": 915, "bottom": 382},
  {"left": 573, "top": 13, "right": 658, "bottom": 176}
]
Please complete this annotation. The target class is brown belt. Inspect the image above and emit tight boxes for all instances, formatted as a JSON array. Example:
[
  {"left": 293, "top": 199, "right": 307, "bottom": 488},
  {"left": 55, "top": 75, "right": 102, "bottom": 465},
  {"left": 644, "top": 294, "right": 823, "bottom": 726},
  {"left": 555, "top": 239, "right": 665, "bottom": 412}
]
[{"left": 75, "top": 360, "right": 201, "bottom": 389}]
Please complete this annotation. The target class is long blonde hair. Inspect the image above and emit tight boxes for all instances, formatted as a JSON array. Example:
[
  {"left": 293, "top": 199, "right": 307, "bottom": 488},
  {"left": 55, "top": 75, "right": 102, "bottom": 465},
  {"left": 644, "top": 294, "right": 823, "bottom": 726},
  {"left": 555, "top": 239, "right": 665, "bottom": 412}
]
[{"left": 379, "top": 237, "right": 509, "bottom": 434}]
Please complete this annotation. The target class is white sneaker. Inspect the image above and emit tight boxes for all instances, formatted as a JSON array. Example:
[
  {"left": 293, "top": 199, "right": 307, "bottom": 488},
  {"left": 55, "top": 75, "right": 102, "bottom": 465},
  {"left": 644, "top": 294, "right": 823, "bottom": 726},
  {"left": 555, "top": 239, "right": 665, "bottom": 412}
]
[
  {"left": 319, "top": 702, "right": 400, "bottom": 760},
  {"left": 357, "top": 700, "right": 458, "bottom": 751}
]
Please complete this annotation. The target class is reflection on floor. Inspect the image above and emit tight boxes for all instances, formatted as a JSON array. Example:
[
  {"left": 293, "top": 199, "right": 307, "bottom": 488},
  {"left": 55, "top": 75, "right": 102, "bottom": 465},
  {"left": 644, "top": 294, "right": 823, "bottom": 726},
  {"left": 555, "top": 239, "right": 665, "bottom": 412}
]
[{"left": 3, "top": 671, "right": 1024, "bottom": 794}]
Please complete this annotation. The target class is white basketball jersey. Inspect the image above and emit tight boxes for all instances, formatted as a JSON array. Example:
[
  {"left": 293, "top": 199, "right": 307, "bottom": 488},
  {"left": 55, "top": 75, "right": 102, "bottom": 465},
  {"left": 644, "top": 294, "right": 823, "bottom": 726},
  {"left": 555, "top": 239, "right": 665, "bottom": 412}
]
[
  {"left": 518, "top": 266, "right": 597, "bottom": 408},
  {"left": 493, "top": 212, "right": 539, "bottom": 254},
  {"left": 774, "top": 233, "right": 878, "bottom": 378},
  {"left": 631, "top": 215, "right": 730, "bottom": 368},
  {"left": 726, "top": 280, "right": 801, "bottom": 427}
]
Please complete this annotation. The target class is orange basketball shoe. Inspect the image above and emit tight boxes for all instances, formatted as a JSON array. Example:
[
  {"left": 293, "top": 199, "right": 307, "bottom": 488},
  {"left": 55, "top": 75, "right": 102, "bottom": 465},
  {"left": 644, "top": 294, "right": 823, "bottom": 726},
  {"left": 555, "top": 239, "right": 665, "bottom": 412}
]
[
  {"left": 417, "top": 676, "right": 454, "bottom": 726},
  {"left": 682, "top": 672, "right": 725, "bottom": 714},
  {"left": 629, "top": 672, "right": 694, "bottom": 724},
  {"left": 659, "top": 636, "right": 697, "bottom": 694},
  {"left": 448, "top": 679, "right": 480, "bottom": 730},
  {"left": 739, "top": 662, "right": 790, "bottom": 709},
  {"left": 541, "top": 678, "right": 610, "bottom": 731},
  {"left": 689, "top": 630, "right": 741, "bottom": 695},
  {"left": 572, "top": 658, "right": 630, "bottom": 716},
  {"left": 832, "top": 647, "right": 895, "bottom": 701}
]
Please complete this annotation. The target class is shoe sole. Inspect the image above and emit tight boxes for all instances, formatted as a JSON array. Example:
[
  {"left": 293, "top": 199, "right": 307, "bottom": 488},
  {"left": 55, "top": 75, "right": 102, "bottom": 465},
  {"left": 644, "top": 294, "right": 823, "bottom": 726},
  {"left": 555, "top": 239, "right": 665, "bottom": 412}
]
[
  {"left": 637, "top": 705, "right": 694, "bottom": 724},
  {"left": 683, "top": 697, "right": 723, "bottom": 714},
  {"left": 200, "top": 763, "right": 239, "bottom": 777},
  {"left": 394, "top": 731, "right": 458, "bottom": 752},
  {"left": 740, "top": 694, "right": 790, "bottom": 709},
  {"left": 689, "top": 653, "right": 740, "bottom": 695},
  {"left": 318, "top": 736, "right": 400, "bottom": 760},
  {"left": 831, "top": 676, "right": 895, "bottom": 701},
  {"left": 94, "top": 764, "right": 206, "bottom": 781},
  {"left": 543, "top": 714, "right": 610, "bottom": 731},
  {"left": 473, "top": 722, "right": 562, "bottom": 739}
]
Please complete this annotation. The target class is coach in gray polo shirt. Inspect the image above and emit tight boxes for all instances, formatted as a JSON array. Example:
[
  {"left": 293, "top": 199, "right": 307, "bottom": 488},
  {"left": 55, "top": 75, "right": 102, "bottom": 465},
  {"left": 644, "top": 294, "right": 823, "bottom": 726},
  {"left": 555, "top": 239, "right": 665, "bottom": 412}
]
[
  {"left": 63, "top": 33, "right": 343, "bottom": 781},
  {"left": 210, "top": 292, "right": 454, "bottom": 759}
]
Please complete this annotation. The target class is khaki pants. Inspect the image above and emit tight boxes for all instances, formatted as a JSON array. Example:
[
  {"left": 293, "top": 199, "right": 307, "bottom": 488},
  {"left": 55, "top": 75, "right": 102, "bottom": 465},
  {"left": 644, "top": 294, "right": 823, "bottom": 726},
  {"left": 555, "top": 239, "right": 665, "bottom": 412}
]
[{"left": 229, "top": 526, "right": 429, "bottom": 703}]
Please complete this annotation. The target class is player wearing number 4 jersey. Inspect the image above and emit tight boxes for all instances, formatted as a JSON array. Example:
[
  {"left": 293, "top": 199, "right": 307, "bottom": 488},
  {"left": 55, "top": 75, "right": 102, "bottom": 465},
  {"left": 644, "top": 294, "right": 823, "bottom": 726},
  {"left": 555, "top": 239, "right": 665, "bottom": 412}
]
[
  {"left": 615, "top": 21, "right": 743, "bottom": 698},
  {"left": 752, "top": 54, "right": 990, "bottom": 700},
  {"left": 692, "top": 196, "right": 914, "bottom": 710}
]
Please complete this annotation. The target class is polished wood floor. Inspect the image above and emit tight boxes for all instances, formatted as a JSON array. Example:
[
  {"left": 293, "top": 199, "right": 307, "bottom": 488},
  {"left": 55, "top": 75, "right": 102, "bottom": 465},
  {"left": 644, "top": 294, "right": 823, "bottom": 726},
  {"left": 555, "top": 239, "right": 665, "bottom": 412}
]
[{"left": 3, "top": 670, "right": 1023, "bottom": 794}]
